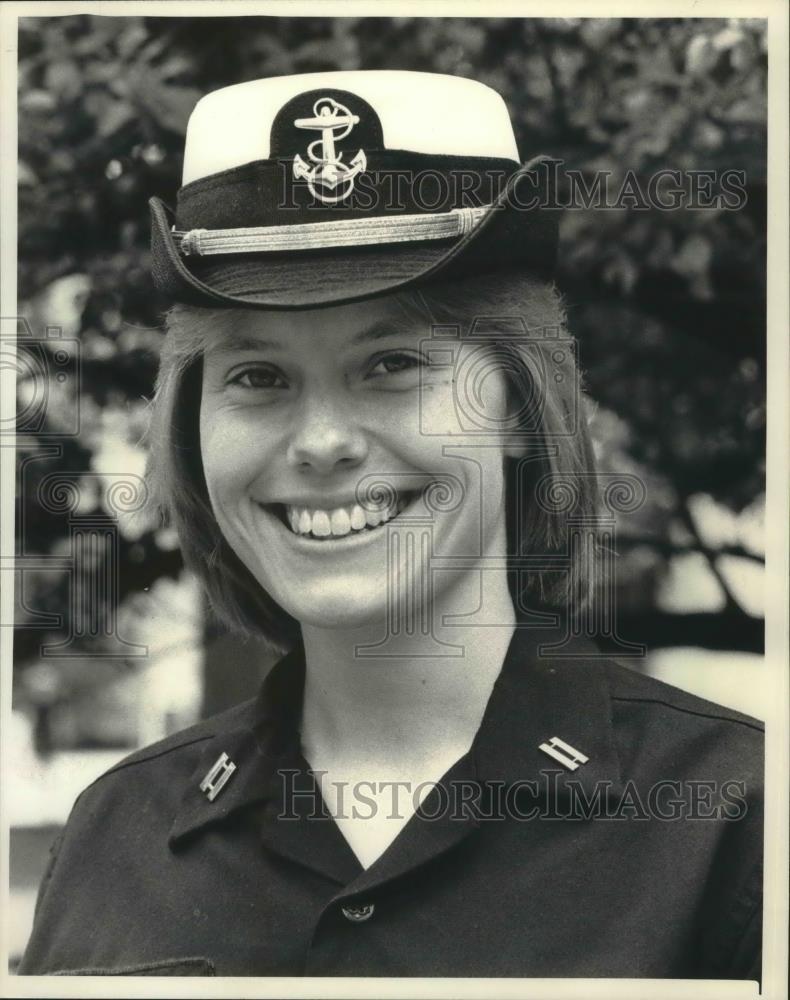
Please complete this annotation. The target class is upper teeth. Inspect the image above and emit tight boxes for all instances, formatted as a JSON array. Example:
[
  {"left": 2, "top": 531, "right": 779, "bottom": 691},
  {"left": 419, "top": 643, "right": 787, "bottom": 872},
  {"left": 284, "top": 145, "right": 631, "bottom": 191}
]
[{"left": 286, "top": 498, "right": 408, "bottom": 537}]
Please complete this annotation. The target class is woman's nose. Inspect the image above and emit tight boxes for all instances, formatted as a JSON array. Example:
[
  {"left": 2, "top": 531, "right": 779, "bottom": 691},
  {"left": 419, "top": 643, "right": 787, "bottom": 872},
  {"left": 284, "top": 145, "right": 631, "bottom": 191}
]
[{"left": 285, "top": 393, "right": 368, "bottom": 475}]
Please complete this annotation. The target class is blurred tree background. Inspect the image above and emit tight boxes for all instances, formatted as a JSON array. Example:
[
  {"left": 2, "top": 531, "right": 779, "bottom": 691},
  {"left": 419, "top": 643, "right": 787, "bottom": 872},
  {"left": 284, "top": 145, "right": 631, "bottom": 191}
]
[{"left": 14, "top": 15, "right": 766, "bottom": 749}]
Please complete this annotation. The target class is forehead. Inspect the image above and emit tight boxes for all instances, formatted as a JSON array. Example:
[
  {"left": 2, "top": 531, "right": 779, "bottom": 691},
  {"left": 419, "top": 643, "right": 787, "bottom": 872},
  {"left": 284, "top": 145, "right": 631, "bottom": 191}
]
[{"left": 201, "top": 296, "right": 429, "bottom": 355}]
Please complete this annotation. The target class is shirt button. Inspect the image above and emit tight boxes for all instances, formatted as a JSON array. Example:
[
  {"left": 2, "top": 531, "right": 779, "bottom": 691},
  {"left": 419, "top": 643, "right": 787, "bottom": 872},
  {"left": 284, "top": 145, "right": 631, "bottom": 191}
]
[{"left": 341, "top": 902, "right": 375, "bottom": 923}]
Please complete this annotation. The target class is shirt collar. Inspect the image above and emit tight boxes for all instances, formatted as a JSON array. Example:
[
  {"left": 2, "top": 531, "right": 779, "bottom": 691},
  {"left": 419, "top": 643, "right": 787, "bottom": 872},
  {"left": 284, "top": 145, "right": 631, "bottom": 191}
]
[
  {"left": 169, "top": 625, "right": 624, "bottom": 847},
  {"left": 472, "top": 625, "right": 625, "bottom": 800},
  {"left": 169, "top": 645, "right": 305, "bottom": 846}
]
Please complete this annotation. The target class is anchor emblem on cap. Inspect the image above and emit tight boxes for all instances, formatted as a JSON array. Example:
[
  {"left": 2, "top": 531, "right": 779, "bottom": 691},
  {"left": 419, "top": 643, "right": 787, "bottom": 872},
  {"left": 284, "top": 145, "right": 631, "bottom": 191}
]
[{"left": 292, "top": 97, "right": 367, "bottom": 204}]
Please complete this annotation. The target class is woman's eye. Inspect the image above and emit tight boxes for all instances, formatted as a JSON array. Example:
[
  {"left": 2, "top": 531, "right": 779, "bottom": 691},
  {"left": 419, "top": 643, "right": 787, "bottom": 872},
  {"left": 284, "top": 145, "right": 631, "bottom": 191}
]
[
  {"left": 368, "top": 352, "right": 425, "bottom": 377},
  {"left": 228, "top": 366, "right": 288, "bottom": 390}
]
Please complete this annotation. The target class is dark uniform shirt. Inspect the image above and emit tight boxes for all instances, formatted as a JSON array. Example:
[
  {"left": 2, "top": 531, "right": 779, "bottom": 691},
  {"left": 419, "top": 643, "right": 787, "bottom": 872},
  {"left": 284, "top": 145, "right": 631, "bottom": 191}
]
[{"left": 19, "top": 627, "right": 763, "bottom": 979}]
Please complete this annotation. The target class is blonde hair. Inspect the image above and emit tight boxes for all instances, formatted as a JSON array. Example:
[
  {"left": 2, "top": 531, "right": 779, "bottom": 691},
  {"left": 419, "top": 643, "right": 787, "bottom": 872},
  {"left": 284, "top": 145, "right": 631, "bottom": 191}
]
[{"left": 147, "top": 274, "right": 599, "bottom": 649}]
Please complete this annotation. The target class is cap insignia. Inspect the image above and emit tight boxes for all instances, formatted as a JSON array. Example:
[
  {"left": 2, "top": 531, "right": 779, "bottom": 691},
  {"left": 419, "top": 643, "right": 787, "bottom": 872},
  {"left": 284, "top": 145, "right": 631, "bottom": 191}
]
[{"left": 292, "top": 97, "right": 367, "bottom": 204}]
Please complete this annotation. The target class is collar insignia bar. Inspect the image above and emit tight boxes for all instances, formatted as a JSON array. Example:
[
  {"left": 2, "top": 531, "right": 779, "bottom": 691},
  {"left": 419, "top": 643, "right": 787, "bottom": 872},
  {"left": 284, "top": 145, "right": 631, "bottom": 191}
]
[
  {"left": 199, "top": 752, "right": 237, "bottom": 802},
  {"left": 538, "top": 736, "right": 590, "bottom": 771}
]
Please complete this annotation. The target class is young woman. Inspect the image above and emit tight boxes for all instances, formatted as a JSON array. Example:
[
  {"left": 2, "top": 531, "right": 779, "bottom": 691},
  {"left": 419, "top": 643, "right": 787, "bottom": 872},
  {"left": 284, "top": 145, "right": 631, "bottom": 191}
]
[{"left": 19, "top": 71, "right": 763, "bottom": 980}]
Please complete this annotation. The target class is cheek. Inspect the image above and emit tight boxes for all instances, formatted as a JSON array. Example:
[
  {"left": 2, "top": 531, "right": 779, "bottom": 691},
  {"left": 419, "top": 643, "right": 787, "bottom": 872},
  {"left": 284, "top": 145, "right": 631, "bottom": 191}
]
[
  {"left": 464, "top": 366, "right": 511, "bottom": 432},
  {"left": 413, "top": 381, "right": 462, "bottom": 439},
  {"left": 422, "top": 356, "right": 512, "bottom": 440},
  {"left": 199, "top": 401, "right": 262, "bottom": 507}
]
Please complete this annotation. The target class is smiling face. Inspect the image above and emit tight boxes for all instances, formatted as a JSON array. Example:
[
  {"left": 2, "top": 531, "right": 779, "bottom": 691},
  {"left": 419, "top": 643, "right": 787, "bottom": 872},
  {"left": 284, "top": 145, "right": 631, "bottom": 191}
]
[{"left": 198, "top": 296, "right": 524, "bottom": 632}]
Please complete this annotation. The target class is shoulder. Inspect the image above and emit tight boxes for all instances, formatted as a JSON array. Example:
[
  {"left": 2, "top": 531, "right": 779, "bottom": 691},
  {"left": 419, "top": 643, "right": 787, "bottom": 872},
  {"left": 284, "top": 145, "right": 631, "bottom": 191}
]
[
  {"left": 18, "top": 695, "right": 267, "bottom": 975},
  {"left": 601, "top": 659, "right": 764, "bottom": 788},
  {"left": 603, "top": 658, "right": 763, "bottom": 732},
  {"left": 35, "top": 693, "right": 264, "bottom": 910},
  {"left": 65, "top": 694, "right": 259, "bottom": 817}
]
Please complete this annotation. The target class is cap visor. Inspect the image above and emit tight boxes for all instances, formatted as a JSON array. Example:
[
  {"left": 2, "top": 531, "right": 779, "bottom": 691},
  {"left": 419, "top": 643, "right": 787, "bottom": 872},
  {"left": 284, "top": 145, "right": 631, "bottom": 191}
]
[{"left": 190, "top": 242, "right": 457, "bottom": 307}]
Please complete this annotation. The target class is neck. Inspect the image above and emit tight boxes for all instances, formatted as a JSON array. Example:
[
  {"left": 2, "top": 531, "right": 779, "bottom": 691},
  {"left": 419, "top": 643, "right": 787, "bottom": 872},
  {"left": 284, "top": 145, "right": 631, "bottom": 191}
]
[{"left": 299, "top": 568, "right": 517, "bottom": 772}]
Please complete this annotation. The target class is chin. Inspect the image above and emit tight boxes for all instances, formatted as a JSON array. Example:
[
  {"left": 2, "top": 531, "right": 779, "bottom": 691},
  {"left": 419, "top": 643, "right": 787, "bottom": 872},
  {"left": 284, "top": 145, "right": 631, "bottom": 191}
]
[
  {"left": 270, "top": 579, "right": 391, "bottom": 632},
  {"left": 292, "top": 603, "right": 389, "bottom": 633}
]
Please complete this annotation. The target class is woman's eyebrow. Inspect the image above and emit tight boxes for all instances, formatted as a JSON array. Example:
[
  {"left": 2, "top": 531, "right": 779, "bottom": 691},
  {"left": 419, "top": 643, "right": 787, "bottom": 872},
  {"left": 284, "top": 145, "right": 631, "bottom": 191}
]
[
  {"left": 204, "top": 321, "right": 420, "bottom": 356},
  {"left": 351, "top": 320, "right": 422, "bottom": 345},
  {"left": 205, "top": 333, "right": 283, "bottom": 356}
]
